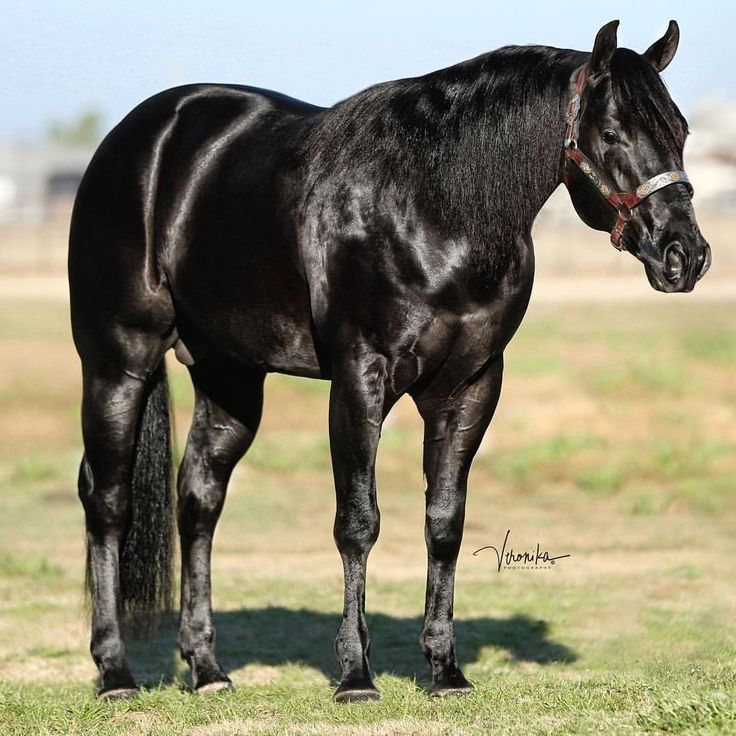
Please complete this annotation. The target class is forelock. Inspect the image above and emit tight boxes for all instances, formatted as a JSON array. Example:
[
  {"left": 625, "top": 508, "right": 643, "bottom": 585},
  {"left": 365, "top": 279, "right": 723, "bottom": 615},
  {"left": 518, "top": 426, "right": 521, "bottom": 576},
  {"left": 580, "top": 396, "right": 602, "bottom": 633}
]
[{"left": 608, "top": 48, "right": 688, "bottom": 160}]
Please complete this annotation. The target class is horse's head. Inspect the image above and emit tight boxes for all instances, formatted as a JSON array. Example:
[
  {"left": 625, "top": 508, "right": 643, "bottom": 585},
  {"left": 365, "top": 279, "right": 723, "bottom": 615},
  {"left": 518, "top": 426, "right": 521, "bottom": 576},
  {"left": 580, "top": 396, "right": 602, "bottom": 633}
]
[{"left": 564, "top": 20, "right": 711, "bottom": 292}]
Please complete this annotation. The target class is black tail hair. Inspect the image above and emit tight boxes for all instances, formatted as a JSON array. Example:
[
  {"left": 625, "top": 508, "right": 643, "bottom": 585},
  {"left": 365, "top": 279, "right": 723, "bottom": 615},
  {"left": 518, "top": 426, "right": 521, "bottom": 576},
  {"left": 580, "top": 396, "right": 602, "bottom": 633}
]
[{"left": 119, "top": 360, "right": 175, "bottom": 633}]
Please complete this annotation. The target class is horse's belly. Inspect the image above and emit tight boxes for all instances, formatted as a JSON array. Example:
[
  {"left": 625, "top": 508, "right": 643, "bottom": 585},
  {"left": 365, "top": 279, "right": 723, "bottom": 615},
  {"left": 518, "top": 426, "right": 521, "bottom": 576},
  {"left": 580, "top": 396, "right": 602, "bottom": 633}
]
[
  {"left": 168, "top": 242, "right": 325, "bottom": 378},
  {"left": 177, "top": 294, "right": 324, "bottom": 378}
]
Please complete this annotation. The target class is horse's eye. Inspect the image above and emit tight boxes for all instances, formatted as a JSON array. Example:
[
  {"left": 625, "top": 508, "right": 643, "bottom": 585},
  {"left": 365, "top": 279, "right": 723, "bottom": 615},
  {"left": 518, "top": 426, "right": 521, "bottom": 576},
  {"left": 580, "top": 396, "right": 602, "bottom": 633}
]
[{"left": 602, "top": 130, "right": 620, "bottom": 145}]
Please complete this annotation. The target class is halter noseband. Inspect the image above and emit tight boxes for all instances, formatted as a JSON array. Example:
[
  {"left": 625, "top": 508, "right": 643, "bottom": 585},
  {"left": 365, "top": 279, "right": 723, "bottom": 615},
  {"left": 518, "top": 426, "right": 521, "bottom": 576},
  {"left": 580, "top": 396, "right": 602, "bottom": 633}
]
[{"left": 561, "top": 66, "right": 693, "bottom": 251}]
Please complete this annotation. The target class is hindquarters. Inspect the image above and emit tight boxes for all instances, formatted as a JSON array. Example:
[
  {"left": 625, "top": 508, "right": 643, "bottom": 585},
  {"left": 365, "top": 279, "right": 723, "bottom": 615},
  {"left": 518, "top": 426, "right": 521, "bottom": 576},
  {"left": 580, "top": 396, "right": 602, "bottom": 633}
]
[
  {"left": 69, "top": 83, "right": 328, "bottom": 693},
  {"left": 69, "top": 82, "right": 322, "bottom": 368},
  {"left": 68, "top": 89, "right": 188, "bottom": 694},
  {"left": 68, "top": 87, "right": 181, "bottom": 369}
]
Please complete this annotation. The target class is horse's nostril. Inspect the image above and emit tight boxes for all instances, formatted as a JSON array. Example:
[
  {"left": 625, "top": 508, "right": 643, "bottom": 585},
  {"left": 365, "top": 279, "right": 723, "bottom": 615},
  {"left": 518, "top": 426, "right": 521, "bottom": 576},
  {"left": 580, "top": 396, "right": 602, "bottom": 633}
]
[{"left": 663, "top": 242, "right": 687, "bottom": 285}]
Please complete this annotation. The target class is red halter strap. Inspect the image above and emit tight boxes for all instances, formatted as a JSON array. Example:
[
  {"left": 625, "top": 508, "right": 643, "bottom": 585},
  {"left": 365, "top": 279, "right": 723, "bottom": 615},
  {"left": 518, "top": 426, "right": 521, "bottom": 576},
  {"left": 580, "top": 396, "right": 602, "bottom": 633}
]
[{"left": 561, "top": 66, "right": 693, "bottom": 251}]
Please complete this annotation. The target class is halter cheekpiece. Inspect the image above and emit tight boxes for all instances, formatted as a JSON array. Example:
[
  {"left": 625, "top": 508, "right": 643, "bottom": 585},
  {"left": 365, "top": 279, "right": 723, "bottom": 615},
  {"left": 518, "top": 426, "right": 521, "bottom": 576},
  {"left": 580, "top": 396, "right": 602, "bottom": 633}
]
[{"left": 561, "top": 66, "right": 693, "bottom": 251}]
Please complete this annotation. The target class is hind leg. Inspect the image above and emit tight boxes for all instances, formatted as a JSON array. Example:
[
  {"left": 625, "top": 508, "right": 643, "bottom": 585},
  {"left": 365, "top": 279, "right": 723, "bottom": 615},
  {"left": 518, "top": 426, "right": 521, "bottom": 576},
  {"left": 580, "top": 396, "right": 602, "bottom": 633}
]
[
  {"left": 177, "top": 360, "right": 265, "bottom": 692},
  {"left": 79, "top": 356, "right": 164, "bottom": 698}
]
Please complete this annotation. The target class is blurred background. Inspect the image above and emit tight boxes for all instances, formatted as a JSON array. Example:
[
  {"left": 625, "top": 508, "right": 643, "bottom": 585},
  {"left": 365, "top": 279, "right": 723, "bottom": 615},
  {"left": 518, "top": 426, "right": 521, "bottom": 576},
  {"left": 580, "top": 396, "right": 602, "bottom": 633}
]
[
  {"left": 0, "top": 3, "right": 734, "bottom": 732},
  {"left": 1, "top": 1, "right": 735, "bottom": 281}
]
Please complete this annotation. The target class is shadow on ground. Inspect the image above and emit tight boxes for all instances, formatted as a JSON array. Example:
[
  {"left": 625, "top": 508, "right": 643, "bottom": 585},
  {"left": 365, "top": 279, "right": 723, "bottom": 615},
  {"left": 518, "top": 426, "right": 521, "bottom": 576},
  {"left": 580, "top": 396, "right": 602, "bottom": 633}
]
[{"left": 128, "top": 608, "right": 577, "bottom": 688}]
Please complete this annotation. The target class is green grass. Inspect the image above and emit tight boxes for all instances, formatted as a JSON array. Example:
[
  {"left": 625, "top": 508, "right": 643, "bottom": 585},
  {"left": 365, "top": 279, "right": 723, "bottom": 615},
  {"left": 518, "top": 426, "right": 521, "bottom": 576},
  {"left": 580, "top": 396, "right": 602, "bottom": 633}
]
[
  {"left": 681, "top": 331, "right": 736, "bottom": 366},
  {"left": 248, "top": 434, "right": 332, "bottom": 473},
  {"left": 575, "top": 462, "right": 626, "bottom": 495},
  {"left": 0, "top": 555, "right": 64, "bottom": 581},
  {"left": 11, "top": 456, "right": 63, "bottom": 484},
  {"left": 0, "top": 299, "right": 735, "bottom": 734},
  {"left": 490, "top": 434, "right": 604, "bottom": 487},
  {"left": 1, "top": 667, "right": 734, "bottom": 735}
]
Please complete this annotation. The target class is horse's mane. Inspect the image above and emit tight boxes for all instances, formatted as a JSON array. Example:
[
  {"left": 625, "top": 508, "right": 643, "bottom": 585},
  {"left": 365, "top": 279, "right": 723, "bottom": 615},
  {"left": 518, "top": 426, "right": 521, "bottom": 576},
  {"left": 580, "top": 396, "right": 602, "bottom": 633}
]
[
  {"left": 300, "top": 44, "right": 687, "bottom": 276},
  {"left": 609, "top": 48, "right": 688, "bottom": 162},
  {"left": 301, "top": 45, "right": 584, "bottom": 275}
]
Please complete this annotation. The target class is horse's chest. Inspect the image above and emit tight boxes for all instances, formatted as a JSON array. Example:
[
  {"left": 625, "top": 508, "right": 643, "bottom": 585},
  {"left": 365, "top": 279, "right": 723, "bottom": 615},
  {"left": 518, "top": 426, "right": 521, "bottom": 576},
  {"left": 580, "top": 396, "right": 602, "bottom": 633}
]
[
  {"left": 441, "top": 248, "right": 534, "bottom": 349},
  {"left": 454, "top": 296, "right": 530, "bottom": 362}
]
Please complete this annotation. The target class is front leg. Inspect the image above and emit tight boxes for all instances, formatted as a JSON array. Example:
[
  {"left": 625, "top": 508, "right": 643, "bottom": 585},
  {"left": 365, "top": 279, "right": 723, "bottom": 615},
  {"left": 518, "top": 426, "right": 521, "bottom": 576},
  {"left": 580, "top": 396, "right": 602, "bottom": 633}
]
[
  {"left": 414, "top": 356, "right": 504, "bottom": 696},
  {"left": 329, "top": 351, "right": 392, "bottom": 702}
]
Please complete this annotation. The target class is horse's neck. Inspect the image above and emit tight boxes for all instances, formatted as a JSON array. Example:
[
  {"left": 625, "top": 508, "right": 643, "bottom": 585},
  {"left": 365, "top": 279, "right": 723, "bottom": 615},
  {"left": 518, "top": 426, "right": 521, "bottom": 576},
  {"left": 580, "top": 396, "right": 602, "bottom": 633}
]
[
  {"left": 428, "top": 66, "right": 575, "bottom": 280},
  {"left": 444, "top": 101, "right": 566, "bottom": 248}
]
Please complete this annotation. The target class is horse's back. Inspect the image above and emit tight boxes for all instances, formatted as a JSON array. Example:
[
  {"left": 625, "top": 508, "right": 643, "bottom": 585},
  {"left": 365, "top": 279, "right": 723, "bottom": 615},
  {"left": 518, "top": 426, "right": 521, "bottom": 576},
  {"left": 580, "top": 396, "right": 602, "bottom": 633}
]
[{"left": 70, "top": 84, "right": 326, "bottom": 375}]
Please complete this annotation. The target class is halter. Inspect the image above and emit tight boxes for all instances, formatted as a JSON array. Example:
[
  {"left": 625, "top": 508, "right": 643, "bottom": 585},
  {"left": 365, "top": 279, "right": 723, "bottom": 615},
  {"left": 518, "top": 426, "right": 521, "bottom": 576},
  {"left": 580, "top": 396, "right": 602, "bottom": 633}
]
[{"left": 561, "top": 66, "right": 693, "bottom": 251}]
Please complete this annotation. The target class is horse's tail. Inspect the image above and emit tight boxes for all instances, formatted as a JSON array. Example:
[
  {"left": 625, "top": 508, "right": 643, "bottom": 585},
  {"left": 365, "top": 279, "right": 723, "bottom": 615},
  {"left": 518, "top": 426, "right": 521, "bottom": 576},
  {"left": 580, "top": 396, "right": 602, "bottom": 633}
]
[{"left": 119, "top": 360, "right": 175, "bottom": 632}]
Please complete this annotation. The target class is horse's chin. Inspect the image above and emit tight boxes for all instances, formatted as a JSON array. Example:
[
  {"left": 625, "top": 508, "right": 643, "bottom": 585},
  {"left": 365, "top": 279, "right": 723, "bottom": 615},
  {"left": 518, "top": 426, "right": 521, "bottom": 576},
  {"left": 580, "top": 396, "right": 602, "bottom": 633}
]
[{"left": 638, "top": 238, "right": 711, "bottom": 294}]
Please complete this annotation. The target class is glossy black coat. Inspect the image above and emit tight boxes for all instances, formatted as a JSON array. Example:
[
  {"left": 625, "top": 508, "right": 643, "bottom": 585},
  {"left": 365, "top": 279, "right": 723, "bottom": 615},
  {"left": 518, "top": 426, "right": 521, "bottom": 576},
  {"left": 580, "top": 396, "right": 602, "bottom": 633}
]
[{"left": 70, "top": 20, "right": 709, "bottom": 701}]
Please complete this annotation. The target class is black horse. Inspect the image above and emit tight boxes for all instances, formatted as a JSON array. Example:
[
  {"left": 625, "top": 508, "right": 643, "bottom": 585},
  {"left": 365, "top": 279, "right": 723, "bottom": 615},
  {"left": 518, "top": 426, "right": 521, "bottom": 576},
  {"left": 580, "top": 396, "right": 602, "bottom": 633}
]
[{"left": 69, "top": 20, "right": 710, "bottom": 701}]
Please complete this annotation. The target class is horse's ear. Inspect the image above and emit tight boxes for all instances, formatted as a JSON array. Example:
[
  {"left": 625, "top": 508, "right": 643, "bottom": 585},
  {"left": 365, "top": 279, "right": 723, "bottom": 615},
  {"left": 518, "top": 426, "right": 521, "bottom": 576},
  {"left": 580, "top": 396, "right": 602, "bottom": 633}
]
[
  {"left": 643, "top": 20, "right": 679, "bottom": 72},
  {"left": 590, "top": 20, "right": 619, "bottom": 75}
]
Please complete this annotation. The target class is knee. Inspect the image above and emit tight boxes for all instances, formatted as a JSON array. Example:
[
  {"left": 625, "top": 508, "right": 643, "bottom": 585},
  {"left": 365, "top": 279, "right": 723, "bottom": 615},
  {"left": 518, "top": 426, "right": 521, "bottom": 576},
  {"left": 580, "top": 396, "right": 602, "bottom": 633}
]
[
  {"left": 425, "top": 501, "right": 464, "bottom": 560},
  {"left": 334, "top": 505, "right": 380, "bottom": 553}
]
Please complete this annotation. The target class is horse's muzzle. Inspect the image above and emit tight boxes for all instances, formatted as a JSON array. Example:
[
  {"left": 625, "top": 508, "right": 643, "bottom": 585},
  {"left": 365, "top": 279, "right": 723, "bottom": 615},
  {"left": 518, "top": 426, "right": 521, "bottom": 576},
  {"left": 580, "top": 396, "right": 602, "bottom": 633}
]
[{"left": 645, "top": 239, "right": 711, "bottom": 293}]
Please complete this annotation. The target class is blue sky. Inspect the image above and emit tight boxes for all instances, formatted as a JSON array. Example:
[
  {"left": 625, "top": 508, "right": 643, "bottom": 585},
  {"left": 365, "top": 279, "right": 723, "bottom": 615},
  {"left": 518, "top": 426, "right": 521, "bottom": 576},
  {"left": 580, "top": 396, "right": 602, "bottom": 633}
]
[{"left": 4, "top": 0, "right": 734, "bottom": 139}]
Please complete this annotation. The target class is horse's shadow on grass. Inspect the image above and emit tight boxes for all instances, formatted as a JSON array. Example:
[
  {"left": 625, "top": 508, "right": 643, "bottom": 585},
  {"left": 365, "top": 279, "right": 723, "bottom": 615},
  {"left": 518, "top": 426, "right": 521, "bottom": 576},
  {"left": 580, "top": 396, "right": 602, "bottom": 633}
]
[{"left": 129, "top": 608, "right": 577, "bottom": 689}]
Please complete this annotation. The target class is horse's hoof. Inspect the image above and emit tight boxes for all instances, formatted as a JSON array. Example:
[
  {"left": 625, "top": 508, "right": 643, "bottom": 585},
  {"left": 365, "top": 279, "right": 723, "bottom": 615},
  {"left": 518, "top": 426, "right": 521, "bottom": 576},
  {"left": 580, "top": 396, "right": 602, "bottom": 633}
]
[
  {"left": 195, "top": 680, "right": 234, "bottom": 695},
  {"left": 98, "top": 687, "right": 139, "bottom": 701},
  {"left": 333, "top": 685, "right": 381, "bottom": 703},
  {"left": 429, "top": 684, "right": 474, "bottom": 697},
  {"left": 428, "top": 675, "right": 475, "bottom": 698}
]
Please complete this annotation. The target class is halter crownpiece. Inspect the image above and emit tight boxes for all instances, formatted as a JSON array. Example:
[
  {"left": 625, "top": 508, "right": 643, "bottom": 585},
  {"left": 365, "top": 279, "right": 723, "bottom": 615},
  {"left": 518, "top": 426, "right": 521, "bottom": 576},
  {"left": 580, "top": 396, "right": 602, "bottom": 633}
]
[{"left": 561, "top": 65, "right": 693, "bottom": 251}]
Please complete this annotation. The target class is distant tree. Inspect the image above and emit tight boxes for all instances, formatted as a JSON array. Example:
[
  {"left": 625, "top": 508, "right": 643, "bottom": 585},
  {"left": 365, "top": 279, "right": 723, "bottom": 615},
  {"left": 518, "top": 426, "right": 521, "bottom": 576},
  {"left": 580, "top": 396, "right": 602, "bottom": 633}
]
[{"left": 47, "top": 110, "right": 103, "bottom": 147}]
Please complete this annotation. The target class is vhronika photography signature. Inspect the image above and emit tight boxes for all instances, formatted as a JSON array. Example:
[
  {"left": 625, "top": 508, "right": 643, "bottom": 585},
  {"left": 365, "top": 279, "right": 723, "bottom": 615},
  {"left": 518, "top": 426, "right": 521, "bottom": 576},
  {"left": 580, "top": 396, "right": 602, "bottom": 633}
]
[{"left": 472, "top": 529, "right": 572, "bottom": 572}]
